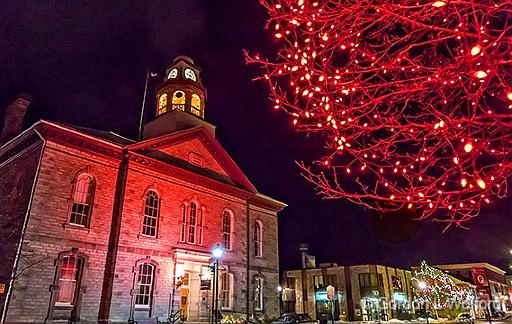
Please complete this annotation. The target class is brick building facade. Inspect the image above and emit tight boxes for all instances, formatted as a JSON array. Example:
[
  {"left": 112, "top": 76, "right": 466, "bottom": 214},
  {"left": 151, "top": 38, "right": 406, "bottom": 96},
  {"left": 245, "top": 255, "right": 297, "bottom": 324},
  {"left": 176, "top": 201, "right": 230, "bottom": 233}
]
[{"left": 0, "top": 56, "right": 285, "bottom": 323}]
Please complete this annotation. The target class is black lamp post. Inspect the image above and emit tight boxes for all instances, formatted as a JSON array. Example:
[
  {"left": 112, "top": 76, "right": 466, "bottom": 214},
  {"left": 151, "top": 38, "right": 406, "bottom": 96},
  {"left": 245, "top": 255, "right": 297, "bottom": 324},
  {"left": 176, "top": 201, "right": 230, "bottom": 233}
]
[{"left": 212, "top": 244, "right": 224, "bottom": 324}]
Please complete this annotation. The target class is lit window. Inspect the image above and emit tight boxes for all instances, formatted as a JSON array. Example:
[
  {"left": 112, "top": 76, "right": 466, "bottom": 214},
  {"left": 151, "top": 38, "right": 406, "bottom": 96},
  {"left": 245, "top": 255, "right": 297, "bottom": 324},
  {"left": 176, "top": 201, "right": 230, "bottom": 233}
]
[
  {"left": 191, "top": 94, "right": 201, "bottom": 116},
  {"left": 69, "top": 173, "right": 95, "bottom": 227},
  {"left": 254, "top": 276, "right": 264, "bottom": 311},
  {"left": 157, "top": 94, "right": 168, "bottom": 115},
  {"left": 56, "top": 256, "right": 83, "bottom": 306},
  {"left": 221, "top": 273, "right": 234, "bottom": 309},
  {"left": 172, "top": 91, "right": 186, "bottom": 111},
  {"left": 254, "top": 221, "right": 263, "bottom": 257},
  {"left": 184, "top": 68, "right": 197, "bottom": 81},
  {"left": 135, "top": 263, "right": 155, "bottom": 308},
  {"left": 142, "top": 190, "right": 159, "bottom": 237},
  {"left": 222, "top": 211, "right": 232, "bottom": 250}
]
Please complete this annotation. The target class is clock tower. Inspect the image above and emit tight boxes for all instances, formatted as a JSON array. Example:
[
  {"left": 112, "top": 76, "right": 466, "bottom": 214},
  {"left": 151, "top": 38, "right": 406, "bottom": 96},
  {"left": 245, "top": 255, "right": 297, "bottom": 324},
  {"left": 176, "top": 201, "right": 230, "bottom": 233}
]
[{"left": 143, "top": 56, "right": 215, "bottom": 139}]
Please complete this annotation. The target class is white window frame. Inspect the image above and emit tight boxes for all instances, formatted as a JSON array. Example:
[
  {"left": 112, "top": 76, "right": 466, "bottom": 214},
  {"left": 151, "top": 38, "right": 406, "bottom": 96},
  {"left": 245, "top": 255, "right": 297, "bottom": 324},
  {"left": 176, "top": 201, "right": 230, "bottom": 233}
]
[
  {"left": 142, "top": 190, "right": 159, "bottom": 237},
  {"left": 188, "top": 202, "right": 197, "bottom": 243},
  {"left": 254, "top": 221, "right": 263, "bottom": 258},
  {"left": 180, "top": 204, "right": 187, "bottom": 242},
  {"left": 69, "top": 173, "right": 95, "bottom": 227},
  {"left": 254, "top": 276, "right": 264, "bottom": 311},
  {"left": 55, "top": 255, "right": 83, "bottom": 307},
  {"left": 220, "top": 272, "right": 234, "bottom": 310},
  {"left": 135, "top": 263, "right": 155, "bottom": 308},
  {"left": 222, "top": 210, "right": 233, "bottom": 250}
]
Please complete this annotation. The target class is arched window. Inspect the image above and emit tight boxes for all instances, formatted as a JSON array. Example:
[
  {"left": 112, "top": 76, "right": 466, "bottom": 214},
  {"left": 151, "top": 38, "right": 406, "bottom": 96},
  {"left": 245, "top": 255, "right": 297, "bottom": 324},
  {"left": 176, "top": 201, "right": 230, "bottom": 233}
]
[
  {"left": 69, "top": 173, "right": 95, "bottom": 227},
  {"left": 254, "top": 221, "right": 263, "bottom": 257},
  {"left": 135, "top": 263, "right": 155, "bottom": 308},
  {"left": 222, "top": 211, "right": 232, "bottom": 250},
  {"left": 55, "top": 255, "right": 84, "bottom": 306},
  {"left": 188, "top": 202, "right": 197, "bottom": 243},
  {"left": 172, "top": 91, "right": 186, "bottom": 111},
  {"left": 180, "top": 201, "right": 204, "bottom": 245},
  {"left": 142, "top": 190, "right": 159, "bottom": 237},
  {"left": 220, "top": 272, "right": 234, "bottom": 310},
  {"left": 157, "top": 93, "right": 168, "bottom": 115},
  {"left": 191, "top": 94, "right": 201, "bottom": 116}
]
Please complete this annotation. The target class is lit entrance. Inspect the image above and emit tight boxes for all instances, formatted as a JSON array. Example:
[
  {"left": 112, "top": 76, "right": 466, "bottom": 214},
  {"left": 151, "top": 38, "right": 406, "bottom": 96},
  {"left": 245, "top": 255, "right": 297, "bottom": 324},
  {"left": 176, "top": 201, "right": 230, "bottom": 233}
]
[{"left": 173, "top": 248, "right": 215, "bottom": 322}]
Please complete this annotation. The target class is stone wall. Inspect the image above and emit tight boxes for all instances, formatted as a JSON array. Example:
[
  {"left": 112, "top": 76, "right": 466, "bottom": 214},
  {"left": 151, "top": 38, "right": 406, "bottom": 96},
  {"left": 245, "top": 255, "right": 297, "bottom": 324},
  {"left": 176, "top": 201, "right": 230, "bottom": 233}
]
[
  {"left": 5, "top": 141, "right": 120, "bottom": 323},
  {"left": 0, "top": 141, "right": 43, "bottom": 319}
]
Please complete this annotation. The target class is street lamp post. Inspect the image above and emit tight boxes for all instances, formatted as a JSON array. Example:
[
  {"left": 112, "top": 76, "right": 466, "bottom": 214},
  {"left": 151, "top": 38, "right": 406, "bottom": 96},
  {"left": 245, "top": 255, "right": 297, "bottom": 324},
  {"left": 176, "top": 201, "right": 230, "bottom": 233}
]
[
  {"left": 277, "top": 286, "right": 283, "bottom": 315},
  {"left": 212, "top": 245, "right": 224, "bottom": 324}
]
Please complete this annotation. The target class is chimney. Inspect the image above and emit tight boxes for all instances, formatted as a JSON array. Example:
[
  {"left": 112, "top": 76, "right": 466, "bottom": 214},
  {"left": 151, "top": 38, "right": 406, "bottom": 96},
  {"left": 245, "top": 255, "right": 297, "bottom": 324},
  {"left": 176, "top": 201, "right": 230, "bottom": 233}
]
[{"left": 0, "top": 94, "right": 32, "bottom": 145}]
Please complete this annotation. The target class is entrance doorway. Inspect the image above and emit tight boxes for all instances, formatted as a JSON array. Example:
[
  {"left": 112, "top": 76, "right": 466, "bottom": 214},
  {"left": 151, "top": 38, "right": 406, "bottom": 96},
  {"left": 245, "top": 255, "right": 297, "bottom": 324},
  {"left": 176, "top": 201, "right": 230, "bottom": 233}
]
[{"left": 180, "top": 273, "right": 190, "bottom": 320}]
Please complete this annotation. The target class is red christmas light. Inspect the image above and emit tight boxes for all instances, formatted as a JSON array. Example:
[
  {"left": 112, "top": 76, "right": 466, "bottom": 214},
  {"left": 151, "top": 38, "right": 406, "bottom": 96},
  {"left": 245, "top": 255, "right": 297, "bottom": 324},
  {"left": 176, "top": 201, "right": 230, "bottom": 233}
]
[{"left": 247, "top": 0, "right": 512, "bottom": 227}]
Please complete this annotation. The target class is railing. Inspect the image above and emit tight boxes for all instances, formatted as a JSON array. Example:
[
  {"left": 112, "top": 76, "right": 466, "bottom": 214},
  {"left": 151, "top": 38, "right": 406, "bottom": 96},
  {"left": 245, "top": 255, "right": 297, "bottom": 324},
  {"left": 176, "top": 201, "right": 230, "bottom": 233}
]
[{"left": 156, "top": 309, "right": 182, "bottom": 324}]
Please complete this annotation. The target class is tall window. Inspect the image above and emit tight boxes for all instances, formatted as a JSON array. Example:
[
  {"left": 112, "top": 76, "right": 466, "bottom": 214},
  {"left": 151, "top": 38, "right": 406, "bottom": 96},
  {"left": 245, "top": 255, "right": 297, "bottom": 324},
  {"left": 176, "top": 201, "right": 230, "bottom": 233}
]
[
  {"left": 188, "top": 202, "right": 197, "bottom": 243},
  {"left": 180, "top": 201, "right": 203, "bottom": 245},
  {"left": 56, "top": 256, "right": 83, "bottom": 306},
  {"left": 222, "top": 211, "right": 232, "bottom": 250},
  {"left": 254, "top": 277, "right": 264, "bottom": 311},
  {"left": 142, "top": 190, "right": 159, "bottom": 237},
  {"left": 180, "top": 205, "right": 187, "bottom": 242},
  {"left": 191, "top": 94, "right": 201, "bottom": 116},
  {"left": 135, "top": 263, "right": 155, "bottom": 308},
  {"left": 254, "top": 221, "right": 263, "bottom": 257},
  {"left": 69, "top": 173, "right": 95, "bottom": 227},
  {"left": 157, "top": 93, "right": 168, "bottom": 115},
  {"left": 220, "top": 273, "right": 234, "bottom": 310}
]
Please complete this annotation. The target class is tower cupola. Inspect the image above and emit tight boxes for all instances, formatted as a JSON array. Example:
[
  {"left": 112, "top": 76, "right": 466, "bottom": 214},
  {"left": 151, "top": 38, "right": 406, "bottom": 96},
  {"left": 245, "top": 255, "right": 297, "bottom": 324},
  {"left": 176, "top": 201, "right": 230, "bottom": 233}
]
[
  {"left": 156, "top": 55, "right": 206, "bottom": 118},
  {"left": 142, "top": 56, "right": 215, "bottom": 140}
]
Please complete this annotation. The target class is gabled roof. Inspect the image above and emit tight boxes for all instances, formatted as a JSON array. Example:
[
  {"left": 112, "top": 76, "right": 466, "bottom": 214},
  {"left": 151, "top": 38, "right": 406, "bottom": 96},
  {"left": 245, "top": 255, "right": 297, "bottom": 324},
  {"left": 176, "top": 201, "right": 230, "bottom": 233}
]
[
  {"left": 2, "top": 120, "right": 285, "bottom": 211},
  {"left": 128, "top": 126, "right": 258, "bottom": 193}
]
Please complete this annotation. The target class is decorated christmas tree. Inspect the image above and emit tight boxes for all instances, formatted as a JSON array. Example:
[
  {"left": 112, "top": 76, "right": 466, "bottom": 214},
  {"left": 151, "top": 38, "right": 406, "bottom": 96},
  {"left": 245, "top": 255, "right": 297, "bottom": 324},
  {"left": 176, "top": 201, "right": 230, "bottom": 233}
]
[{"left": 412, "top": 261, "right": 474, "bottom": 317}]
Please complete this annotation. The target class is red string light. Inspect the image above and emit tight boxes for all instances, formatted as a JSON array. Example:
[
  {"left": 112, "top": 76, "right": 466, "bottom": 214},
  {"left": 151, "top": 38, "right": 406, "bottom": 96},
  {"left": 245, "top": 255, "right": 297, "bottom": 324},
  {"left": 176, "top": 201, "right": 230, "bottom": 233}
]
[{"left": 247, "top": 0, "right": 512, "bottom": 227}]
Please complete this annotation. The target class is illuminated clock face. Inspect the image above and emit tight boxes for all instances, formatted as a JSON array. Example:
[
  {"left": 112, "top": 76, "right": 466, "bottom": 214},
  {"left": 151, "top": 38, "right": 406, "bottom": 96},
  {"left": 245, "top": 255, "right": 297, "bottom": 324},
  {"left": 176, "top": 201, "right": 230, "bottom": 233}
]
[
  {"left": 168, "top": 68, "right": 178, "bottom": 79},
  {"left": 184, "top": 68, "right": 197, "bottom": 81}
]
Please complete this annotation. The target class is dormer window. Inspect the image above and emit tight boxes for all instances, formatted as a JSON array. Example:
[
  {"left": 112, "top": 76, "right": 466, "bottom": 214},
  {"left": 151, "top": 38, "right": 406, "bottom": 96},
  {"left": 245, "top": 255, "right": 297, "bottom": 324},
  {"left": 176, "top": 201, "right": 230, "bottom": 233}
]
[
  {"left": 172, "top": 91, "right": 186, "bottom": 111},
  {"left": 168, "top": 68, "right": 178, "bottom": 79},
  {"left": 184, "top": 68, "right": 197, "bottom": 81}
]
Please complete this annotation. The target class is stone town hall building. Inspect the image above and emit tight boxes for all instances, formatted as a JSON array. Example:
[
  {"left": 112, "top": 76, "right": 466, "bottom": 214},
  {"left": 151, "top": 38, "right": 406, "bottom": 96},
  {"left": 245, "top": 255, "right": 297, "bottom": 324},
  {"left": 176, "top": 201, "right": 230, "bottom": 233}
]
[{"left": 0, "top": 56, "right": 285, "bottom": 323}]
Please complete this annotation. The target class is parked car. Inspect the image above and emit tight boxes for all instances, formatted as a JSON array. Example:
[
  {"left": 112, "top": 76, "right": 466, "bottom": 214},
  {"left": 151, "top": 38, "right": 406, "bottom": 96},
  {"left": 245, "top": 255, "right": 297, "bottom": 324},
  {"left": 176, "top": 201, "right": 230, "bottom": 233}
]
[
  {"left": 271, "top": 313, "right": 318, "bottom": 324},
  {"left": 456, "top": 312, "right": 474, "bottom": 324}
]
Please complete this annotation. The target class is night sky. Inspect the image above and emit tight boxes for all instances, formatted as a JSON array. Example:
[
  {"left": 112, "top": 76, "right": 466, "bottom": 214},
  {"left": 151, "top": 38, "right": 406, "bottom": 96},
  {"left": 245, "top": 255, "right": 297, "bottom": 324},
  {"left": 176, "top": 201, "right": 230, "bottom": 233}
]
[{"left": 1, "top": 1, "right": 511, "bottom": 272}]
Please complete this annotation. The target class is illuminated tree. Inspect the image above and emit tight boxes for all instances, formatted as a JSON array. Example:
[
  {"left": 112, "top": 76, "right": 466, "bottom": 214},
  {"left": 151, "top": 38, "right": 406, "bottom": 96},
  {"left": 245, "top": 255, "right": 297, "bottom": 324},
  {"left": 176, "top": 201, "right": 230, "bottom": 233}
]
[
  {"left": 412, "top": 261, "right": 474, "bottom": 314},
  {"left": 247, "top": 1, "right": 512, "bottom": 226}
]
